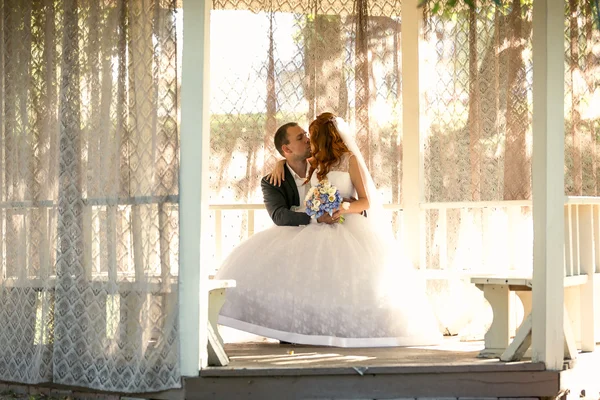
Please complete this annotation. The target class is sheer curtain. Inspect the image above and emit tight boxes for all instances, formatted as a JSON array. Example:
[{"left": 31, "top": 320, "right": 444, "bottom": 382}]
[{"left": 0, "top": 0, "right": 180, "bottom": 392}]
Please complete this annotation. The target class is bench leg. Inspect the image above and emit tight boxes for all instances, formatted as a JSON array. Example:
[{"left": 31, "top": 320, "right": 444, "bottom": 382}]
[
  {"left": 207, "top": 288, "right": 229, "bottom": 366},
  {"left": 500, "top": 305, "right": 578, "bottom": 362},
  {"left": 500, "top": 312, "right": 532, "bottom": 362},
  {"left": 516, "top": 291, "right": 532, "bottom": 329},
  {"left": 479, "top": 284, "right": 510, "bottom": 358}
]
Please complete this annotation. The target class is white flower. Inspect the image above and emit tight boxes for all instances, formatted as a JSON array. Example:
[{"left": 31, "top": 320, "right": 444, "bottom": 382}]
[
  {"left": 342, "top": 201, "right": 350, "bottom": 210},
  {"left": 305, "top": 190, "right": 314, "bottom": 201},
  {"left": 313, "top": 200, "right": 321, "bottom": 209},
  {"left": 328, "top": 195, "right": 335, "bottom": 202},
  {"left": 327, "top": 188, "right": 336, "bottom": 195},
  {"left": 319, "top": 188, "right": 327, "bottom": 194}
]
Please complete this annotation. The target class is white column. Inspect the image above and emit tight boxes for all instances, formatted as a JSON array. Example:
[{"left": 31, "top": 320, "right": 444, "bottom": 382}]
[
  {"left": 179, "top": 0, "right": 211, "bottom": 376},
  {"left": 401, "top": 0, "right": 424, "bottom": 269},
  {"left": 531, "top": 0, "right": 565, "bottom": 370}
]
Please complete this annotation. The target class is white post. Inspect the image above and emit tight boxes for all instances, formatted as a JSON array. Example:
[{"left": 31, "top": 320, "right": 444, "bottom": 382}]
[
  {"left": 401, "top": 0, "right": 424, "bottom": 269},
  {"left": 179, "top": 0, "right": 211, "bottom": 376},
  {"left": 531, "top": 0, "right": 565, "bottom": 370}
]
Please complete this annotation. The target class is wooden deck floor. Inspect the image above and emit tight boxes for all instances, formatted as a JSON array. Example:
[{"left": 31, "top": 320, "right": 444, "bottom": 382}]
[
  {"left": 204, "top": 339, "right": 536, "bottom": 374},
  {"left": 184, "top": 338, "right": 562, "bottom": 400}
]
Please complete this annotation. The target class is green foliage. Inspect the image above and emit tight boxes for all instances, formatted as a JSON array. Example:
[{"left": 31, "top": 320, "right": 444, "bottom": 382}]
[{"left": 418, "top": 0, "right": 600, "bottom": 29}]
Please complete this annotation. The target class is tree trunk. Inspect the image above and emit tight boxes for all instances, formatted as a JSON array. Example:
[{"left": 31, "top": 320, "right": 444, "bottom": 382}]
[
  {"left": 355, "top": 0, "right": 371, "bottom": 169},
  {"left": 303, "top": 14, "right": 345, "bottom": 121},
  {"left": 585, "top": 0, "right": 598, "bottom": 195},
  {"left": 264, "top": 12, "right": 277, "bottom": 173},
  {"left": 503, "top": 0, "right": 531, "bottom": 200},
  {"left": 468, "top": 5, "right": 481, "bottom": 201},
  {"left": 569, "top": 0, "right": 582, "bottom": 195}
]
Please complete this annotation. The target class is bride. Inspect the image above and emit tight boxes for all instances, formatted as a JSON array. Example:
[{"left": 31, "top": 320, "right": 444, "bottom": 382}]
[{"left": 215, "top": 112, "right": 441, "bottom": 347}]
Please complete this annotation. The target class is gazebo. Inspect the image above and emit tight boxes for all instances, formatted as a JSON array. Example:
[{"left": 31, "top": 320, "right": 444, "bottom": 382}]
[{"left": 1, "top": 0, "right": 600, "bottom": 398}]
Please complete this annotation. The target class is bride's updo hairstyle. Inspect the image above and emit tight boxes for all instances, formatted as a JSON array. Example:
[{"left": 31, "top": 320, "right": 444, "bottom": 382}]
[{"left": 307, "top": 112, "right": 350, "bottom": 182}]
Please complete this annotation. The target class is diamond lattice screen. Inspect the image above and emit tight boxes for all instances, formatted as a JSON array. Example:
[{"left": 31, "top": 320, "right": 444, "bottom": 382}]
[
  {"left": 422, "top": 1, "right": 533, "bottom": 204},
  {"left": 0, "top": 0, "right": 181, "bottom": 392},
  {"left": 565, "top": 0, "right": 600, "bottom": 196},
  {"left": 421, "top": 1, "right": 534, "bottom": 272}
]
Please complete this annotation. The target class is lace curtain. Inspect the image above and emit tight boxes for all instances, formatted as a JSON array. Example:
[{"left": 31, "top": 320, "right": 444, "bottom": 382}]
[
  {"left": 421, "top": 0, "right": 599, "bottom": 272},
  {"left": 0, "top": 0, "right": 180, "bottom": 392}
]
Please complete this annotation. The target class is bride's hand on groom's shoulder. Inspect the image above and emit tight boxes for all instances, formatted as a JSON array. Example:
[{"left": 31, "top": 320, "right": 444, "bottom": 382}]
[{"left": 267, "top": 159, "right": 286, "bottom": 186}]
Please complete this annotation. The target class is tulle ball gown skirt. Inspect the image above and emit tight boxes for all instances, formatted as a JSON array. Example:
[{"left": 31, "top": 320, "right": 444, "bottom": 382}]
[{"left": 215, "top": 214, "right": 442, "bottom": 347}]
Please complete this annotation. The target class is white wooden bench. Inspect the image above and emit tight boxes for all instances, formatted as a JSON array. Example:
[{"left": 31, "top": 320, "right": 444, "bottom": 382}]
[
  {"left": 207, "top": 279, "right": 236, "bottom": 366},
  {"left": 470, "top": 201, "right": 599, "bottom": 361},
  {"left": 471, "top": 274, "right": 589, "bottom": 361}
]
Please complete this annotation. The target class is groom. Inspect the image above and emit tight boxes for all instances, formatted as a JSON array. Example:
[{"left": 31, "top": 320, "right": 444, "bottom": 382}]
[{"left": 261, "top": 122, "right": 338, "bottom": 226}]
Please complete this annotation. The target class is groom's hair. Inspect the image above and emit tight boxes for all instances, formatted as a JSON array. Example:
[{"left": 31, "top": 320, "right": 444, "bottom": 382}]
[{"left": 274, "top": 122, "right": 298, "bottom": 157}]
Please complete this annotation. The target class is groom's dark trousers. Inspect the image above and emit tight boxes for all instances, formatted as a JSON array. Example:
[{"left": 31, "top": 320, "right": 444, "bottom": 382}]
[{"left": 261, "top": 163, "right": 311, "bottom": 227}]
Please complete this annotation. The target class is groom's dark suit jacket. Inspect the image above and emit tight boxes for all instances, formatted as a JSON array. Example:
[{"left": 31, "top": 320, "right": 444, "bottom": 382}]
[{"left": 261, "top": 164, "right": 311, "bottom": 227}]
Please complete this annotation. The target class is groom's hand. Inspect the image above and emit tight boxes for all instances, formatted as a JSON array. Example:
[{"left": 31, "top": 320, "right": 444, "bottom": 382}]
[{"left": 317, "top": 213, "right": 339, "bottom": 224}]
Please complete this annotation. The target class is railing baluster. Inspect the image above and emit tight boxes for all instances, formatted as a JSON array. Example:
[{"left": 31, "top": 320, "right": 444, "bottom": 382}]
[
  {"left": 248, "top": 210, "right": 255, "bottom": 238},
  {"left": 595, "top": 205, "right": 600, "bottom": 274},
  {"left": 215, "top": 210, "right": 222, "bottom": 266},
  {"left": 439, "top": 208, "right": 447, "bottom": 270},
  {"left": 574, "top": 205, "right": 581, "bottom": 276},
  {"left": 508, "top": 206, "right": 520, "bottom": 271},
  {"left": 564, "top": 205, "right": 573, "bottom": 277}
]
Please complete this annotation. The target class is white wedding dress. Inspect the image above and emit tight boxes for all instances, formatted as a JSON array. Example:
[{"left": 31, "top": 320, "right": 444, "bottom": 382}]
[{"left": 216, "top": 152, "right": 442, "bottom": 347}]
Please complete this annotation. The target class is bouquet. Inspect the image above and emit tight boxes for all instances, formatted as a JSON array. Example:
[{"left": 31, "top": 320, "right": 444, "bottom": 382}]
[{"left": 304, "top": 179, "right": 350, "bottom": 223}]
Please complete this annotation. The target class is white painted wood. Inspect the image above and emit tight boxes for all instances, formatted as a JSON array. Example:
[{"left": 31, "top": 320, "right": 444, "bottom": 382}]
[
  {"left": 574, "top": 205, "right": 581, "bottom": 276},
  {"left": 594, "top": 205, "right": 600, "bottom": 273},
  {"left": 508, "top": 207, "right": 520, "bottom": 271},
  {"left": 471, "top": 274, "right": 586, "bottom": 288},
  {"left": 401, "top": 0, "right": 423, "bottom": 269},
  {"left": 564, "top": 285, "right": 582, "bottom": 349},
  {"left": 439, "top": 208, "right": 448, "bottom": 270},
  {"left": 531, "top": 0, "right": 566, "bottom": 371},
  {"left": 565, "top": 205, "right": 573, "bottom": 276},
  {"left": 207, "top": 279, "right": 236, "bottom": 366},
  {"left": 480, "top": 284, "right": 510, "bottom": 357},
  {"left": 500, "top": 313, "right": 532, "bottom": 362},
  {"left": 207, "top": 323, "right": 229, "bottom": 367},
  {"left": 482, "top": 207, "right": 492, "bottom": 271},
  {"left": 208, "top": 203, "right": 405, "bottom": 210},
  {"left": 472, "top": 274, "right": 587, "bottom": 359},
  {"left": 248, "top": 210, "right": 255, "bottom": 237},
  {"left": 578, "top": 205, "right": 595, "bottom": 351},
  {"left": 420, "top": 200, "right": 532, "bottom": 209},
  {"left": 563, "top": 305, "right": 578, "bottom": 360},
  {"left": 566, "top": 196, "right": 600, "bottom": 205},
  {"left": 516, "top": 291, "right": 533, "bottom": 329},
  {"left": 215, "top": 209, "right": 222, "bottom": 263},
  {"left": 179, "top": 0, "right": 211, "bottom": 376}
]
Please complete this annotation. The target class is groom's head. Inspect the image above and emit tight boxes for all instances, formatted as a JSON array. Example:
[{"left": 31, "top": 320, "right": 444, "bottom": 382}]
[{"left": 274, "top": 122, "right": 311, "bottom": 161}]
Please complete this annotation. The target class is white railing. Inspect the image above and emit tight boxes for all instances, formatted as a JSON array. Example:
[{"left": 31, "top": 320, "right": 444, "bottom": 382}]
[
  {"left": 208, "top": 197, "right": 600, "bottom": 281},
  {"left": 564, "top": 197, "right": 600, "bottom": 277},
  {"left": 208, "top": 203, "right": 403, "bottom": 274}
]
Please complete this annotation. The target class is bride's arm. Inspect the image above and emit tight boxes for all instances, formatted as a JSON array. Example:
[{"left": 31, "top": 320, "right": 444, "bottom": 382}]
[
  {"left": 340, "top": 155, "right": 369, "bottom": 215},
  {"left": 266, "top": 159, "right": 287, "bottom": 186}
]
